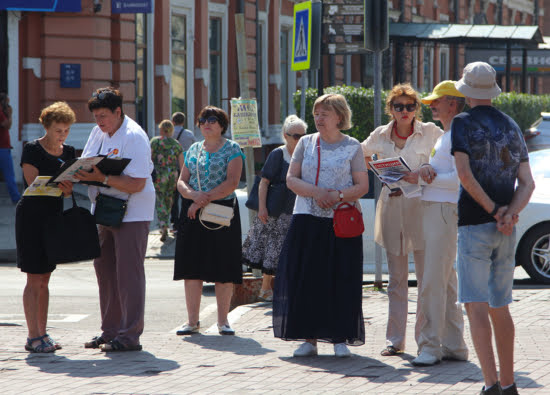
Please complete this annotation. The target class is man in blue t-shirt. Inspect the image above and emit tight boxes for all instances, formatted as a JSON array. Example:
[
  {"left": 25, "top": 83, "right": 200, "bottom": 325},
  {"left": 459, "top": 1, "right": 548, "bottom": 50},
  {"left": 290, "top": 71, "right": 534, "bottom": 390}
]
[{"left": 451, "top": 62, "right": 535, "bottom": 395}]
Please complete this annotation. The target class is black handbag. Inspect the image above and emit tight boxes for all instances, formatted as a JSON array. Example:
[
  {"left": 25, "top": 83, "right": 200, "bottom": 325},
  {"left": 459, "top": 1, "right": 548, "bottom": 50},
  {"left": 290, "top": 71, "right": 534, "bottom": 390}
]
[
  {"left": 43, "top": 194, "right": 101, "bottom": 264},
  {"left": 94, "top": 193, "right": 128, "bottom": 227},
  {"left": 245, "top": 175, "right": 289, "bottom": 217}
]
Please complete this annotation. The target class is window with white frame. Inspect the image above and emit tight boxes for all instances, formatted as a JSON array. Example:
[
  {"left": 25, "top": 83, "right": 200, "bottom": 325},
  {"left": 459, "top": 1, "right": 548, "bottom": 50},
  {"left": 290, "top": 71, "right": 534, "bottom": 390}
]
[
  {"left": 423, "top": 46, "right": 433, "bottom": 92},
  {"left": 171, "top": 13, "right": 187, "bottom": 122},
  {"left": 439, "top": 45, "right": 449, "bottom": 82},
  {"left": 280, "top": 16, "right": 296, "bottom": 121},
  {"left": 209, "top": 17, "right": 222, "bottom": 108}
]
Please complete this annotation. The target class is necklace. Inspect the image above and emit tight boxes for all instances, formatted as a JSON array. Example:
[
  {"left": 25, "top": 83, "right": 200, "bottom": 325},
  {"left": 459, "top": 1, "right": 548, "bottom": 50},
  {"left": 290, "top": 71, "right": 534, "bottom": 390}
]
[{"left": 393, "top": 121, "right": 414, "bottom": 140}]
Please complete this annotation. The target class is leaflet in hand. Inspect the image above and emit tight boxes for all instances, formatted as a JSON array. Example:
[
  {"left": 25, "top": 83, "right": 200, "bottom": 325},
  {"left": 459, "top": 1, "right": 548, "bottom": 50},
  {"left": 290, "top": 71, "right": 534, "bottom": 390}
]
[
  {"left": 23, "top": 176, "right": 63, "bottom": 197},
  {"left": 48, "top": 156, "right": 131, "bottom": 186},
  {"left": 368, "top": 156, "right": 422, "bottom": 198}
]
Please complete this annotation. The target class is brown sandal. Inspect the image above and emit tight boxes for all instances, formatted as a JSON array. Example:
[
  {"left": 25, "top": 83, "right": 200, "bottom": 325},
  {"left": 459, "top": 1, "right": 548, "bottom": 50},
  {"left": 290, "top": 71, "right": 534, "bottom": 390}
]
[{"left": 380, "top": 345, "right": 403, "bottom": 356}]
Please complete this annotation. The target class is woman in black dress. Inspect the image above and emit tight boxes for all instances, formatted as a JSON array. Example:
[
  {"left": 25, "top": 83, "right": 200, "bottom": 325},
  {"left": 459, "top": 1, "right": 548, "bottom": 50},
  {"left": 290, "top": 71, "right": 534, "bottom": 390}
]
[{"left": 16, "top": 102, "right": 76, "bottom": 353}]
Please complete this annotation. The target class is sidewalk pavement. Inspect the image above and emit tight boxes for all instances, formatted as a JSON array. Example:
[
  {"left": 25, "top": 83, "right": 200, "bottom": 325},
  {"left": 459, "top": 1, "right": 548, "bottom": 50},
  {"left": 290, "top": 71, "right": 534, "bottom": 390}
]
[{"left": 1, "top": 279, "right": 549, "bottom": 394}]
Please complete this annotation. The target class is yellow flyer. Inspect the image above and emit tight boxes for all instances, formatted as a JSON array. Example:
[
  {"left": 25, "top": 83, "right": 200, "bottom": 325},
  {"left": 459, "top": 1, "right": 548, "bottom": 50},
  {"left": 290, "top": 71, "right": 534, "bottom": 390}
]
[
  {"left": 230, "top": 98, "right": 262, "bottom": 148},
  {"left": 23, "top": 176, "right": 63, "bottom": 197}
]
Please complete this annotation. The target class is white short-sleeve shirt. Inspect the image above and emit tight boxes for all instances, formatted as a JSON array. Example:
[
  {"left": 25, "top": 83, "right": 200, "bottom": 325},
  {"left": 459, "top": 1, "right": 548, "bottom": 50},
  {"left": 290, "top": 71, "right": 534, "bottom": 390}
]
[{"left": 81, "top": 116, "right": 156, "bottom": 222}]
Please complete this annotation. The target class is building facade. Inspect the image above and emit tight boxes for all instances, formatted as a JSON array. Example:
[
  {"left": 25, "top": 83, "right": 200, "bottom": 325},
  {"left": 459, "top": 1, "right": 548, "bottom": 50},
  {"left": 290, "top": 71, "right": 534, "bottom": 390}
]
[{"left": 0, "top": 0, "right": 546, "bottom": 183}]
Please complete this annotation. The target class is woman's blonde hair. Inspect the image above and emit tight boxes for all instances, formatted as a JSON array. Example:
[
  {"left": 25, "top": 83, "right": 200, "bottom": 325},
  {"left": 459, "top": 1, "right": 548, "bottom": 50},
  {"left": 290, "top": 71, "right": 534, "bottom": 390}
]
[
  {"left": 159, "top": 119, "right": 174, "bottom": 137},
  {"left": 39, "top": 101, "right": 76, "bottom": 129},
  {"left": 281, "top": 114, "right": 307, "bottom": 141},
  {"left": 385, "top": 83, "right": 422, "bottom": 121},
  {"left": 312, "top": 93, "right": 352, "bottom": 130}
]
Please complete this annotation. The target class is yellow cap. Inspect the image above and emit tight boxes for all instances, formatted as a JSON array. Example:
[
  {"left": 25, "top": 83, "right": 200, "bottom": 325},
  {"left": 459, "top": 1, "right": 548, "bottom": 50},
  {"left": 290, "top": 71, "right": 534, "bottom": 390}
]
[{"left": 421, "top": 80, "right": 465, "bottom": 104}]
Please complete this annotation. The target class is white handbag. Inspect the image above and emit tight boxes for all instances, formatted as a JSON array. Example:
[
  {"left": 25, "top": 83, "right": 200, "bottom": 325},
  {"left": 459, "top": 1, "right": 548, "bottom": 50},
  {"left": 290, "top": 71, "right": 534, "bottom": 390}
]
[{"left": 196, "top": 142, "right": 235, "bottom": 230}]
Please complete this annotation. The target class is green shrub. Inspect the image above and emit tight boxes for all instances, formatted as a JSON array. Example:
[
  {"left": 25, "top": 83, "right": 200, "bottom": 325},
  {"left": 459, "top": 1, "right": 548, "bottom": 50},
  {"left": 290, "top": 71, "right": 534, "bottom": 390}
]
[{"left": 294, "top": 86, "right": 550, "bottom": 139}]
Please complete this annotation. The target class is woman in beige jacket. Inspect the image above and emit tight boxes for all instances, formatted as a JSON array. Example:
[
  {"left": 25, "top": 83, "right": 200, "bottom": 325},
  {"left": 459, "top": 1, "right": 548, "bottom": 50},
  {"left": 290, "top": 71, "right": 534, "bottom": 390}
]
[{"left": 361, "top": 83, "right": 442, "bottom": 356}]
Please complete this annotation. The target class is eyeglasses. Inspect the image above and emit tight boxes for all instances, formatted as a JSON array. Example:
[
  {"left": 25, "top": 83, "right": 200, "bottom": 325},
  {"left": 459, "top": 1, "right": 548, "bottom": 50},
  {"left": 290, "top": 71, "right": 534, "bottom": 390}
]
[
  {"left": 392, "top": 103, "right": 417, "bottom": 113},
  {"left": 285, "top": 133, "right": 304, "bottom": 141},
  {"left": 198, "top": 116, "right": 218, "bottom": 125},
  {"left": 91, "top": 90, "right": 116, "bottom": 100}
]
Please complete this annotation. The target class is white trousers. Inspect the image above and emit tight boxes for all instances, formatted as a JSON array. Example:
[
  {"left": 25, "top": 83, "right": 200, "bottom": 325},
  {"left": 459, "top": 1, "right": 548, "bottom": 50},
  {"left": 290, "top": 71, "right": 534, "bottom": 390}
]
[{"left": 416, "top": 201, "right": 468, "bottom": 359}]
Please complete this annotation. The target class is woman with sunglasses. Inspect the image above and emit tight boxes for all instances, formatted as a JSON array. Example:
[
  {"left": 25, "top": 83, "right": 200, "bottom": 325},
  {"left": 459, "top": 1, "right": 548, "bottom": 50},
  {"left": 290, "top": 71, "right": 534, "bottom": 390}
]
[
  {"left": 273, "top": 94, "right": 369, "bottom": 358},
  {"left": 361, "top": 83, "right": 442, "bottom": 357},
  {"left": 242, "top": 114, "right": 306, "bottom": 301},
  {"left": 173, "top": 106, "right": 244, "bottom": 336}
]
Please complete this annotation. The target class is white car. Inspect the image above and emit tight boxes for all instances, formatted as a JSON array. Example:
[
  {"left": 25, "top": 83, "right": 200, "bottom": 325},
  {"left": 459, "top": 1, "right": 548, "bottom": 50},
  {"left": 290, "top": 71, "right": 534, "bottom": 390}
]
[
  {"left": 514, "top": 148, "right": 550, "bottom": 284},
  {"left": 238, "top": 151, "right": 550, "bottom": 283},
  {"left": 524, "top": 113, "right": 550, "bottom": 152}
]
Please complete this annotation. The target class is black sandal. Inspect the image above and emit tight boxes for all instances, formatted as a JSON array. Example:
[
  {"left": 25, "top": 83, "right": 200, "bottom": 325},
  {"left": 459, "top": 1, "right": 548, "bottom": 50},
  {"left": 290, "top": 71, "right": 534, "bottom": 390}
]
[
  {"left": 380, "top": 345, "right": 403, "bottom": 356},
  {"left": 100, "top": 339, "right": 142, "bottom": 352},
  {"left": 25, "top": 335, "right": 56, "bottom": 353},
  {"left": 84, "top": 335, "right": 107, "bottom": 349},
  {"left": 44, "top": 333, "right": 62, "bottom": 350}
]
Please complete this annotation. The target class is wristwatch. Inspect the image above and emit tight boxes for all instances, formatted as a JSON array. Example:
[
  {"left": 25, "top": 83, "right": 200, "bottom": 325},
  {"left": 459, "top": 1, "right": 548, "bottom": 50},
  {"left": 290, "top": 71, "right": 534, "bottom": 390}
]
[
  {"left": 338, "top": 190, "right": 344, "bottom": 202},
  {"left": 489, "top": 203, "right": 501, "bottom": 216}
]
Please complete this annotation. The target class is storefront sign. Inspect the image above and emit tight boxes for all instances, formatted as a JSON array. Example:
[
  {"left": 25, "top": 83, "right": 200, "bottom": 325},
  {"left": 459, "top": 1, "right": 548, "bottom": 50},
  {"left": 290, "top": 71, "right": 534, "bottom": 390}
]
[
  {"left": 467, "top": 49, "right": 550, "bottom": 74},
  {"left": 1, "top": 0, "right": 81, "bottom": 12},
  {"left": 112, "top": 1, "right": 152, "bottom": 14},
  {"left": 230, "top": 99, "right": 262, "bottom": 148},
  {"left": 60, "top": 64, "right": 80, "bottom": 88}
]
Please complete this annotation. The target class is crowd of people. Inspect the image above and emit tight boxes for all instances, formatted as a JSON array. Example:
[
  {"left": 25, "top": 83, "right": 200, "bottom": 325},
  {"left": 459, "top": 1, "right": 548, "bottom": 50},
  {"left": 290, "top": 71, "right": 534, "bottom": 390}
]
[{"left": 10, "top": 61, "right": 534, "bottom": 395}]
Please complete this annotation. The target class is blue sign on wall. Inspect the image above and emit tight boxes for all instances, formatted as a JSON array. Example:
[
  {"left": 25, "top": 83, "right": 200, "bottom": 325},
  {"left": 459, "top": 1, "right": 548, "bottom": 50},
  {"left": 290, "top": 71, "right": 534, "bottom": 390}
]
[
  {"left": 1, "top": 0, "right": 81, "bottom": 12},
  {"left": 112, "top": 1, "right": 152, "bottom": 14},
  {"left": 60, "top": 64, "right": 81, "bottom": 88}
]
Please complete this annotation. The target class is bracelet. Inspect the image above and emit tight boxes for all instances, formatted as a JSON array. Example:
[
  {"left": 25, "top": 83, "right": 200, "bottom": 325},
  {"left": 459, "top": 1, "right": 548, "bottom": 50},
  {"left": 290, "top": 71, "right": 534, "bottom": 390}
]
[
  {"left": 489, "top": 203, "right": 501, "bottom": 216},
  {"left": 104, "top": 175, "right": 109, "bottom": 185}
]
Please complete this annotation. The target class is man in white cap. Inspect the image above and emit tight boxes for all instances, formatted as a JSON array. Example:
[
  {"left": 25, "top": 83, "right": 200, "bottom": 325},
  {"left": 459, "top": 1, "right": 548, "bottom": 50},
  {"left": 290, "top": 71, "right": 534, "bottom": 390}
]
[
  {"left": 451, "top": 62, "right": 535, "bottom": 395},
  {"left": 405, "top": 81, "right": 469, "bottom": 366}
]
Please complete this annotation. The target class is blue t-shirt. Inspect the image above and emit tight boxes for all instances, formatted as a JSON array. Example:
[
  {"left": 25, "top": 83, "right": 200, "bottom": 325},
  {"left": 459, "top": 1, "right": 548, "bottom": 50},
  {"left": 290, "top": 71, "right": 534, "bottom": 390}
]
[{"left": 451, "top": 105, "right": 529, "bottom": 226}]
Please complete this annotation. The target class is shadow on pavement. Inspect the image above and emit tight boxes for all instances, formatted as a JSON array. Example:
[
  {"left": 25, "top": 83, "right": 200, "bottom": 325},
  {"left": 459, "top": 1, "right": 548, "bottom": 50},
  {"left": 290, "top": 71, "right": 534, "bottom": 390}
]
[
  {"left": 25, "top": 351, "right": 179, "bottom": 377},
  {"left": 183, "top": 334, "right": 275, "bottom": 356},
  {"left": 280, "top": 354, "right": 408, "bottom": 381}
]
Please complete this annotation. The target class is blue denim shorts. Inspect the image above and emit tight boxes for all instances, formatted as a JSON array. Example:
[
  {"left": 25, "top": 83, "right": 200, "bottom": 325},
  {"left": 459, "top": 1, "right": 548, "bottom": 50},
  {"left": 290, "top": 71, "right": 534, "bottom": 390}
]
[{"left": 456, "top": 222, "right": 516, "bottom": 308}]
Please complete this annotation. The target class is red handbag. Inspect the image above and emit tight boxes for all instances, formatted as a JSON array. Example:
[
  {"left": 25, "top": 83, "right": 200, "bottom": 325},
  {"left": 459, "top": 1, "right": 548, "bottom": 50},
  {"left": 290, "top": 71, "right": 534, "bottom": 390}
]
[
  {"left": 333, "top": 202, "right": 365, "bottom": 238},
  {"left": 314, "top": 136, "right": 364, "bottom": 238}
]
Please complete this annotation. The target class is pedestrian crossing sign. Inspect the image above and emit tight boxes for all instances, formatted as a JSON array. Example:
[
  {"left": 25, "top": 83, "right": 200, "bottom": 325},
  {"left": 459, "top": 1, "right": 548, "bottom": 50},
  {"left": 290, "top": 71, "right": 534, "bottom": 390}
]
[{"left": 291, "top": 1, "right": 312, "bottom": 71}]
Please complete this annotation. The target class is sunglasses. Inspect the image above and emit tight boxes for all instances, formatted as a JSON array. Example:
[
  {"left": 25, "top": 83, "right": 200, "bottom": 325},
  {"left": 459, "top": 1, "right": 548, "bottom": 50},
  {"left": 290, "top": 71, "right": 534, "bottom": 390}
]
[
  {"left": 392, "top": 103, "right": 417, "bottom": 113},
  {"left": 91, "top": 90, "right": 116, "bottom": 100},
  {"left": 198, "top": 116, "right": 219, "bottom": 125},
  {"left": 285, "top": 133, "right": 304, "bottom": 141}
]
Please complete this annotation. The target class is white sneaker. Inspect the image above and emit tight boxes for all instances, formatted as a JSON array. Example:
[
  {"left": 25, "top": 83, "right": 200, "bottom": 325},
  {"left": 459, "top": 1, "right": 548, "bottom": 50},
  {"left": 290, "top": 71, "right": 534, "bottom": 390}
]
[
  {"left": 412, "top": 351, "right": 440, "bottom": 366},
  {"left": 333, "top": 343, "right": 351, "bottom": 358},
  {"left": 176, "top": 322, "right": 200, "bottom": 335},
  {"left": 218, "top": 324, "right": 235, "bottom": 335},
  {"left": 293, "top": 342, "right": 318, "bottom": 357}
]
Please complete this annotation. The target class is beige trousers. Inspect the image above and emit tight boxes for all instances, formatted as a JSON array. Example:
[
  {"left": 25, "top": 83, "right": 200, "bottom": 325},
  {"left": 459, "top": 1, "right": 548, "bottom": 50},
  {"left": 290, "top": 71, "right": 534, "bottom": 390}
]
[
  {"left": 416, "top": 201, "right": 468, "bottom": 359},
  {"left": 385, "top": 249, "right": 425, "bottom": 351}
]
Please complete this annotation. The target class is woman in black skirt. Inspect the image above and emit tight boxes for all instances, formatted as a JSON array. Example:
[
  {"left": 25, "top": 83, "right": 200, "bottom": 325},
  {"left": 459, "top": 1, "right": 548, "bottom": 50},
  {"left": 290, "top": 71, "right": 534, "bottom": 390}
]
[
  {"left": 174, "top": 106, "right": 244, "bottom": 336},
  {"left": 16, "top": 102, "right": 76, "bottom": 352},
  {"left": 273, "top": 94, "right": 369, "bottom": 357}
]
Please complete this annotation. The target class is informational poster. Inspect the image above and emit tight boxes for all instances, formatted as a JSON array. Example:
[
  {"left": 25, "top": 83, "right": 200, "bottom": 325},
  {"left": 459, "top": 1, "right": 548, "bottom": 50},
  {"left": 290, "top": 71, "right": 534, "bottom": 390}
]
[{"left": 230, "top": 98, "right": 262, "bottom": 148}]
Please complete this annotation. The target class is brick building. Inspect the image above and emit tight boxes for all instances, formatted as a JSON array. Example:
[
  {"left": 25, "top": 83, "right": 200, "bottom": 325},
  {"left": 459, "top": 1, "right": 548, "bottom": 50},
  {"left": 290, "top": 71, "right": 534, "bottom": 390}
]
[{"left": 0, "top": 0, "right": 546, "bottom": 183}]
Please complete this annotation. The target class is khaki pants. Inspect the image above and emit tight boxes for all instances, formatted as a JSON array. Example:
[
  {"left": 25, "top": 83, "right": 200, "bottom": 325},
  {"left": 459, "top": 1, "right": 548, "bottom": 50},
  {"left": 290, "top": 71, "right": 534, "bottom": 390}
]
[
  {"left": 417, "top": 201, "right": 467, "bottom": 358},
  {"left": 94, "top": 221, "right": 149, "bottom": 346},
  {"left": 385, "top": 249, "right": 425, "bottom": 351}
]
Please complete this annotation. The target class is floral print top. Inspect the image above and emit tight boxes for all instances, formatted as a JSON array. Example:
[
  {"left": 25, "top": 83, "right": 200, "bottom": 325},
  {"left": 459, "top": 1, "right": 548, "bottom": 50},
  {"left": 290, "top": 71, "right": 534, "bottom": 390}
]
[
  {"left": 150, "top": 136, "right": 183, "bottom": 186},
  {"left": 185, "top": 139, "right": 245, "bottom": 200}
]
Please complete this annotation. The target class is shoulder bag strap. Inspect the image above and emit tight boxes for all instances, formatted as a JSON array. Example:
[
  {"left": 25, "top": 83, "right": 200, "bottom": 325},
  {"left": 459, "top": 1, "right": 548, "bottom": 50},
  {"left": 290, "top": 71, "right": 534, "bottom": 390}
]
[
  {"left": 196, "top": 142, "right": 223, "bottom": 230},
  {"left": 315, "top": 135, "right": 321, "bottom": 186}
]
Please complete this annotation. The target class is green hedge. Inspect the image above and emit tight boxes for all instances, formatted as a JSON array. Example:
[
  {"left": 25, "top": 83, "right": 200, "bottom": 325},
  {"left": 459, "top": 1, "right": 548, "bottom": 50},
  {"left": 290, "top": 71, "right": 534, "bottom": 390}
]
[{"left": 294, "top": 85, "right": 550, "bottom": 141}]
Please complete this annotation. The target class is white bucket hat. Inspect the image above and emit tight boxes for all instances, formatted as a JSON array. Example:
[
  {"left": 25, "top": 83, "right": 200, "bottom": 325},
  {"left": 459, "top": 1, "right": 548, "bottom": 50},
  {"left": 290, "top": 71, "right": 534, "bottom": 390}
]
[{"left": 455, "top": 61, "right": 502, "bottom": 99}]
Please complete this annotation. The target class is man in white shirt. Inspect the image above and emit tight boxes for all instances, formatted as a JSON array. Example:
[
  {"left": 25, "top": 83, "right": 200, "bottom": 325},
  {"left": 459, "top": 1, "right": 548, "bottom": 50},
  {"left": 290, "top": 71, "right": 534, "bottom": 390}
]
[{"left": 409, "top": 81, "right": 469, "bottom": 366}]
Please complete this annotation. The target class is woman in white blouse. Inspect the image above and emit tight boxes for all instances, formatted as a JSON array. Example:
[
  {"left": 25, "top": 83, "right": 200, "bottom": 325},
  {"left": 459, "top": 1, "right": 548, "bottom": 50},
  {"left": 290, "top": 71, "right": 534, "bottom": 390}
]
[
  {"left": 273, "top": 94, "right": 369, "bottom": 358},
  {"left": 361, "top": 83, "right": 442, "bottom": 357}
]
